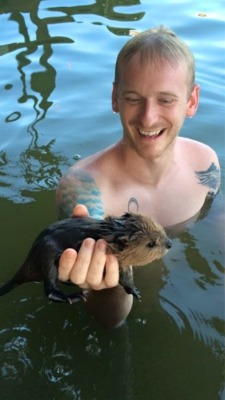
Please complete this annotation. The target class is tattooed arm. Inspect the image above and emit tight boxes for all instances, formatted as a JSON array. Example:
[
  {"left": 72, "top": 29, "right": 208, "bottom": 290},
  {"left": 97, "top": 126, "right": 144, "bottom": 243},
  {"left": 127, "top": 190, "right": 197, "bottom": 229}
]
[
  {"left": 56, "top": 168, "right": 105, "bottom": 220},
  {"left": 56, "top": 168, "right": 117, "bottom": 289},
  {"left": 56, "top": 168, "right": 133, "bottom": 328}
]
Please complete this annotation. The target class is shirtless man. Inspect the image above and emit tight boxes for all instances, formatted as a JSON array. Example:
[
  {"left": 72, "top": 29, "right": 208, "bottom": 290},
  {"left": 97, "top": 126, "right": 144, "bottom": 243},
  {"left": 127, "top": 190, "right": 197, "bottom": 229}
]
[{"left": 56, "top": 26, "right": 220, "bottom": 327}]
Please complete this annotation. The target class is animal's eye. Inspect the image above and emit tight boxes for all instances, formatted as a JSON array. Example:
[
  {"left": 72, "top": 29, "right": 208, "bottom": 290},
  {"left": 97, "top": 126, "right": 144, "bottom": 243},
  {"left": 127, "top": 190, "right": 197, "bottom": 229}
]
[{"left": 147, "top": 241, "right": 156, "bottom": 248}]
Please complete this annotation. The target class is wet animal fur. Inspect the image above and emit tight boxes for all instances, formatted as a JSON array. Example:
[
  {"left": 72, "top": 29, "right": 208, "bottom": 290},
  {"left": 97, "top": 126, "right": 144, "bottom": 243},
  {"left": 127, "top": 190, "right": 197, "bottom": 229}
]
[{"left": 0, "top": 213, "right": 172, "bottom": 303}]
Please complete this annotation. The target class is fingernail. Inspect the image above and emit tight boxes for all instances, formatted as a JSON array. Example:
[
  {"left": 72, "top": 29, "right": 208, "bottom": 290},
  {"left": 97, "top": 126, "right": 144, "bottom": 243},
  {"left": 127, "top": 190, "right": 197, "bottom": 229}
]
[
  {"left": 84, "top": 238, "right": 95, "bottom": 249},
  {"left": 97, "top": 239, "right": 107, "bottom": 251}
]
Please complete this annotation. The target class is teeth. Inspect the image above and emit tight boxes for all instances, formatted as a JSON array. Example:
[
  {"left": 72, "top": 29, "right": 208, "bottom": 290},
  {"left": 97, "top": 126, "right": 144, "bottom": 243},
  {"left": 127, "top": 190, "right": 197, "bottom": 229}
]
[{"left": 139, "top": 129, "right": 161, "bottom": 137}]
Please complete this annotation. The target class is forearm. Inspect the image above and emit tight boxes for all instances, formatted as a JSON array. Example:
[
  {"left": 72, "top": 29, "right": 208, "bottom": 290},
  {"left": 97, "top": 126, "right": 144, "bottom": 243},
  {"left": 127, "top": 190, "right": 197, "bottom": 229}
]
[
  {"left": 84, "top": 285, "right": 133, "bottom": 328},
  {"left": 56, "top": 174, "right": 133, "bottom": 327}
]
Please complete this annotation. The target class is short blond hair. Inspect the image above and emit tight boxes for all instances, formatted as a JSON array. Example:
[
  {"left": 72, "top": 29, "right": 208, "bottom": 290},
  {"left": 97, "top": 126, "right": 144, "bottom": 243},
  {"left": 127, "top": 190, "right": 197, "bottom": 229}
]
[{"left": 114, "top": 26, "right": 195, "bottom": 96}]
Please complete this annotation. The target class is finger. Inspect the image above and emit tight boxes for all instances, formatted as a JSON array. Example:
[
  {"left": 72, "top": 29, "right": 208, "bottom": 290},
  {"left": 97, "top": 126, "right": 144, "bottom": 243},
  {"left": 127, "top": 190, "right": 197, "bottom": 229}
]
[
  {"left": 73, "top": 204, "right": 89, "bottom": 217},
  {"left": 104, "top": 254, "right": 120, "bottom": 288},
  {"left": 69, "top": 238, "right": 95, "bottom": 285},
  {"left": 58, "top": 248, "right": 78, "bottom": 281},
  {"left": 86, "top": 239, "right": 107, "bottom": 288}
]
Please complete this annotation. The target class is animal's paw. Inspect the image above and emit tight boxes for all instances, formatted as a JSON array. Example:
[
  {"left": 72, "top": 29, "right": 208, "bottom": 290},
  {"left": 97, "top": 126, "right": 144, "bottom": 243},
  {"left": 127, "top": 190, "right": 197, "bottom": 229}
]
[
  {"left": 66, "top": 290, "right": 87, "bottom": 304},
  {"left": 123, "top": 285, "right": 142, "bottom": 301},
  {"left": 46, "top": 287, "right": 87, "bottom": 305}
]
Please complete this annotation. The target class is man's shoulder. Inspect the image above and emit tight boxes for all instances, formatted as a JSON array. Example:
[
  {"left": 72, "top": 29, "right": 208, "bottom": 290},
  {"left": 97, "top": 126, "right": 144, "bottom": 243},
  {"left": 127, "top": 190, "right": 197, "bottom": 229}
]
[
  {"left": 179, "top": 136, "right": 215, "bottom": 152},
  {"left": 178, "top": 137, "right": 219, "bottom": 165},
  {"left": 178, "top": 137, "right": 221, "bottom": 196}
]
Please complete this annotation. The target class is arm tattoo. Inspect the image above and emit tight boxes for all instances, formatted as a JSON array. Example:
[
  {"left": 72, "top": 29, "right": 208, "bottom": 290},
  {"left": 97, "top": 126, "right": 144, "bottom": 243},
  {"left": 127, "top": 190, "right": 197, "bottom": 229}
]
[
  {"left": 128, "top": 197, "right": 139, "bottom": 212},
  {"left": 57, "top": 169, "right": 104, "bottom": 220},
  {"left": 57, "top": 177, "right": 75, "bottom": 219},
  {"left": 75, "top": 170, "right": 104, "bottom": 218},
  {"left": 195, "top": 162, "right": 221, "bottom": 196}
]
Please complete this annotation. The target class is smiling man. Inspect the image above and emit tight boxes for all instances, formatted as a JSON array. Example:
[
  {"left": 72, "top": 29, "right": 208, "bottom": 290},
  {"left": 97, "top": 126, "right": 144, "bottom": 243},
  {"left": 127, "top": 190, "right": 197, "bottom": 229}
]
[{"left": 56, "top": 26, "right": 220, "bottom": 327}]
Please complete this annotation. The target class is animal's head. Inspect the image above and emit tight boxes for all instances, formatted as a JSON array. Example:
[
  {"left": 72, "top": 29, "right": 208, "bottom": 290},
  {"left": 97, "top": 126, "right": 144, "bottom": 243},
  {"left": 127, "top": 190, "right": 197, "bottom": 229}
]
[{"left": 104, "top": 213, "right": 172, "bottom": 268}]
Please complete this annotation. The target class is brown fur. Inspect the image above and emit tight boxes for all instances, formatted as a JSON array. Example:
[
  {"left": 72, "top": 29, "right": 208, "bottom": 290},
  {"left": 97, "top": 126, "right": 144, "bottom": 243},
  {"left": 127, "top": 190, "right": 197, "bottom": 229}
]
[
  {"left": 0, "top": 213, "right": 172, "bottom": 303},
  {"left": 105, "top": 214, "right": 171, "bottom": 269}
]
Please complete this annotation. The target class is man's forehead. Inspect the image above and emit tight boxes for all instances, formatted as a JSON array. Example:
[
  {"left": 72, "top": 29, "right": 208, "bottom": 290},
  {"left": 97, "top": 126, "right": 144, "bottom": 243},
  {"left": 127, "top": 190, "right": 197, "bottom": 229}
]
[
  {"left": 119, "top": 56, "right": 189, "bottom": 85},
  {"left": 122, "top": 52, "right": 187, "bottom": 72}
]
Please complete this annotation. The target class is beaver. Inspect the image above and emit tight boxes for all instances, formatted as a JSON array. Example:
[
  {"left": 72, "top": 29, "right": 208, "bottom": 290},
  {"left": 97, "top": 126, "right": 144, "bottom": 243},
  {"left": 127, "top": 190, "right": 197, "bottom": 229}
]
[{"left": 0, "top": 212, "right": 172, "bottom": 303}]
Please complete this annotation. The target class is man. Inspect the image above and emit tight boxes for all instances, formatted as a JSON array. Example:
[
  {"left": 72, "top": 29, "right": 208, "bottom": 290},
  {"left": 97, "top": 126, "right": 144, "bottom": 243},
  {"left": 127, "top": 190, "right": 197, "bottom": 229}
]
[{"left": 56, "top": 26, "right": 220, "bottom": 327}]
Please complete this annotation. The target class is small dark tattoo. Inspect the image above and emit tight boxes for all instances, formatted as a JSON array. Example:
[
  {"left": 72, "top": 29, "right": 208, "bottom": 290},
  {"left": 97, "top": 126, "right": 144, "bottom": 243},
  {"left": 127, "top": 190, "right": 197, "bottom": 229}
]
[
  {"left": 128, "top": 197, "right": 139, "bottom": 212},
  {"left": 195, "top": 162, "right": 220, "bottom": 194}
]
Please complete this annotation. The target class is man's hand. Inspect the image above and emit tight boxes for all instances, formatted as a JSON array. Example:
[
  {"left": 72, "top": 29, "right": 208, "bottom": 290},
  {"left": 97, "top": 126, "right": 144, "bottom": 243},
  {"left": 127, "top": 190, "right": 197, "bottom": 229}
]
[{"left": 58, "top": 205, "right": 119, "bottom": 290}]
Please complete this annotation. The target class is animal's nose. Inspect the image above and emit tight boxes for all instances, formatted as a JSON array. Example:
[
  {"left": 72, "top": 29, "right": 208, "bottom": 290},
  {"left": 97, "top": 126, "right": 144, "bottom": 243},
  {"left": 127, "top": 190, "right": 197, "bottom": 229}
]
[{"left": 166, "top": 238, "right": 172, "bottom": 249}]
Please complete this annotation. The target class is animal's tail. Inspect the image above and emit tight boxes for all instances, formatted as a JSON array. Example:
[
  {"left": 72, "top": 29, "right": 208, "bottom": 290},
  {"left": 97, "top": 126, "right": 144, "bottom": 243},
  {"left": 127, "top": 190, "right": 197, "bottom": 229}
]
[{"left": 0, "top": 279, "right": 19, "bottom": 297}]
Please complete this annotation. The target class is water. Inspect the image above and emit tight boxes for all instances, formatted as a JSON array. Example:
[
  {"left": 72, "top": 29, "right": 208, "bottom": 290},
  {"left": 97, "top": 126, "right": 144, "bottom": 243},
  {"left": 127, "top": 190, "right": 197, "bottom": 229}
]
[{"left": 0, "top": 0, "right": 224, "bottom": 399}]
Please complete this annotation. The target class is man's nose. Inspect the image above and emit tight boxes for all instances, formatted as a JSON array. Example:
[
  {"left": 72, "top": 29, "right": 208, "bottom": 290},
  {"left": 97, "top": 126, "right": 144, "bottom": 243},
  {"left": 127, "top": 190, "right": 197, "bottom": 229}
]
[{"left": 139, "top": 100, "right": 158, "bottom": 126}]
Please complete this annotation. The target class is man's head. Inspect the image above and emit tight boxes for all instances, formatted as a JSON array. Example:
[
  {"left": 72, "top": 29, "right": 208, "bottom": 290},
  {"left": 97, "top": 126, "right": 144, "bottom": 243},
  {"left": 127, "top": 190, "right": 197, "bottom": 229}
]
[
  {"left": 114, "top": 25, "right": 195, "bottom": 98},
  {"left": 111, "top": 26, "right": 199, "bottom": 160}
]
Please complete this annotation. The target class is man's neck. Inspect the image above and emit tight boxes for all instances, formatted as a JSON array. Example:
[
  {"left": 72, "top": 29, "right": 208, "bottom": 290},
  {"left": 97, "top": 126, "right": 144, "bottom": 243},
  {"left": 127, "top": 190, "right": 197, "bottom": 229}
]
[{"left": 116, "top": 139, "right": 178, "bottom": 186}]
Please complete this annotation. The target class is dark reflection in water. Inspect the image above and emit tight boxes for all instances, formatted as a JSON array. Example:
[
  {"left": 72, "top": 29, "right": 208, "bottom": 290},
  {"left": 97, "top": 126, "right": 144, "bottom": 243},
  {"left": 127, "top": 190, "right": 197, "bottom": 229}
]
[
  {"left": 46, "top": 0, "right": 145, "bottom": 35},
  {"left": 0, "top": 0, "right": 144, "bottom": 202},
  {"left": 19, "top": 140, "right": 67, "bottom": 189},
  {"left": 4, "top": 6, "right": 68, "bottom": 191},
  {"left": 1, "top": 0, "right": 73, "bottom": 200}
]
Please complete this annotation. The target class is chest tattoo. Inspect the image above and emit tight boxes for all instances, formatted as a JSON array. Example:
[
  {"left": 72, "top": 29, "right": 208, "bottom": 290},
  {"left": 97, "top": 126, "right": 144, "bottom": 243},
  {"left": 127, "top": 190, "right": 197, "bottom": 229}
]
[{"left": 128, "top": 197, "right": 139, "bottom": 212}]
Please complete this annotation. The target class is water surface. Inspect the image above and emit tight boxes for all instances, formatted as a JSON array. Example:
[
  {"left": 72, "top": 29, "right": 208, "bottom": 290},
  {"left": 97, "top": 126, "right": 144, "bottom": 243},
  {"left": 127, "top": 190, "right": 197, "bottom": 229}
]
[{"left": 0, "top": 1, "right": 224, "bottom": 399}]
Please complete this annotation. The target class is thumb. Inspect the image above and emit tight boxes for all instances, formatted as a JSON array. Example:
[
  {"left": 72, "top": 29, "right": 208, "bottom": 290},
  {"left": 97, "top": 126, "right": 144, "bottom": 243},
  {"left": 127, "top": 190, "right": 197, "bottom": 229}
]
[{"left": 73, "top": 204, "right": 89, "bottom": 218}]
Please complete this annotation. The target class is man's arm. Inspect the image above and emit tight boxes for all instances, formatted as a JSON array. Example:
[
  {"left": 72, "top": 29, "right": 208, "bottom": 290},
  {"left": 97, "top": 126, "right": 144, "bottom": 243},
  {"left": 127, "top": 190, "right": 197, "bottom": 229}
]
[
  {"left": 56, "top": 169, "right": 119, "bottom": 290},
  {"left": 56, "top": 169, "right": 133, "bottom": 328},
  {"left": 56, "top": 168, "right": 105, "bottom": 220}
]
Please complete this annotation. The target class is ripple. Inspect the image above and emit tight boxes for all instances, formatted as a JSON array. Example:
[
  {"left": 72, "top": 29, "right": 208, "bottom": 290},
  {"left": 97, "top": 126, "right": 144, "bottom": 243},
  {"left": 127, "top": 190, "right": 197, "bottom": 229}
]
[
  {"left": 1, "top": 362, "right": 18, "bottom": 380},
  {"left": 85, "top": 332, "right": 101, "bottom": 357},
  {"left": 42, "top": 352, "right": 73, "bottom": 383},
  {"left": 60, "top": 384, "right": 82, "bottom": 400},
  {"left": 0, "top": 334, "right": 32, "bottom": 382},
  {"left": 160, "top": 295, "right": 225, "bottom": 359}
]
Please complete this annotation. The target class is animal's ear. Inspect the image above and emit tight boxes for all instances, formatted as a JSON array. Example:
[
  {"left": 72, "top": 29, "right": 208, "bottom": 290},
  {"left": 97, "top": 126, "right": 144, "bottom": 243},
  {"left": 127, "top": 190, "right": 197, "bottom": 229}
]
[
  {"left": 104, "top": 216, "right": 125, "bottom": 229},
  {"left": 116, "top": 235, "right": 130, "bottom": 251},
  {"left": 103, "top": 233, "right": 129, "bottom": 251},
  {"left": 111, "top": 213, "right": 132, "bottom": 227},
  {"left": 122, "top": 212, "right": 132, "bottom": 219},
  {"left": 128, "top": 232, "right": 142, "bottom": 241}
]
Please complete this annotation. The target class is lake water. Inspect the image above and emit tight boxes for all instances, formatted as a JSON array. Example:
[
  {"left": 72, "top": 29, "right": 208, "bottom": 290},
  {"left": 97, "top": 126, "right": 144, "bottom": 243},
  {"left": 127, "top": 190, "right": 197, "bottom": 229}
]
[{"left": 0, "top": 1, "right": 224, "bottom": 399}]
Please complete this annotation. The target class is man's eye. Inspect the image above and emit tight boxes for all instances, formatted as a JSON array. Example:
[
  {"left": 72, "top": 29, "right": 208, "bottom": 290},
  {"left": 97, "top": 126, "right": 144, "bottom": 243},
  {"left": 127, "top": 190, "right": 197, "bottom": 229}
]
[
  {"left": 124, "top": 97, "right": 141, "bottom": 104},
  {"left": 158, "top": 98, "right": 174, "bottom": 105}
]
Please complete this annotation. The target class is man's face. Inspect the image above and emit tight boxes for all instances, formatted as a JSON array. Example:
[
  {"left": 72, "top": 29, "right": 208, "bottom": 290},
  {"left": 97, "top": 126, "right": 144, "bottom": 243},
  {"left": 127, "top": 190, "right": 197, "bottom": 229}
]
[{"left": 112, "top": 55, "right": 199, "bottom": 160}]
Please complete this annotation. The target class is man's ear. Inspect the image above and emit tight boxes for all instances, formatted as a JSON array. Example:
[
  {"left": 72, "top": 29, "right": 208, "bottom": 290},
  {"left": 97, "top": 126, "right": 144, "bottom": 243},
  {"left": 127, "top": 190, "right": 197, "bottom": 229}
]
[
  {"left": 112, "top": 82, "right": 119, "bottom": 113},
  {"left": 186, "top": 84, "right": 200, "bottom": 117}
]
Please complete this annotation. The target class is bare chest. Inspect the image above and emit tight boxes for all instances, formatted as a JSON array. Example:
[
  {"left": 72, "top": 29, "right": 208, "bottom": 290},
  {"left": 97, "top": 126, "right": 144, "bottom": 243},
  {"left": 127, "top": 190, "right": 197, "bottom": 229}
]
[{"left": 102, "top": 182, "right": 207, "bottom": 227}]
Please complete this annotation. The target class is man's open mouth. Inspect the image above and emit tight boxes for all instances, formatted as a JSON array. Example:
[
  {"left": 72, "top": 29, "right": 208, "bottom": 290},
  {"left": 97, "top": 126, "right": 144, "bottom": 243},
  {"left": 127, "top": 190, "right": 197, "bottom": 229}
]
[{"left": 138, "top": 128, "right": 165, "bottom": 138}]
